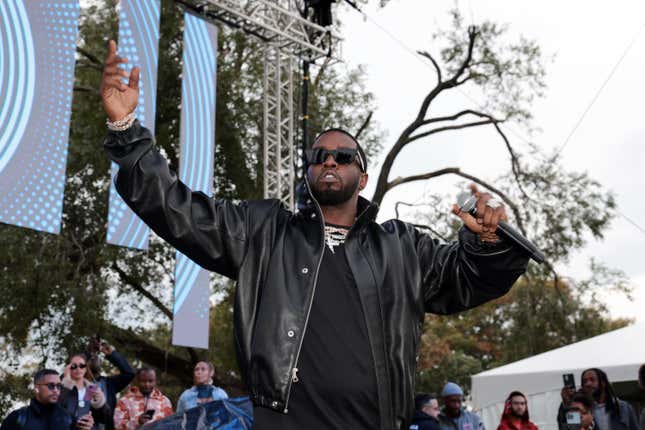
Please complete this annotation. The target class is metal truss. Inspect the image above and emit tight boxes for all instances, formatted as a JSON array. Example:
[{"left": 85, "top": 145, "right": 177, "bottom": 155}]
[
  {"left": 201, "top": 0, "right": 341, "bottom": 208},
  {"left": 202, "top": 0, "right": 340, "bottom": 60},
  {"left": 263, "top": 47, "right": 295, "bottom": 207}
]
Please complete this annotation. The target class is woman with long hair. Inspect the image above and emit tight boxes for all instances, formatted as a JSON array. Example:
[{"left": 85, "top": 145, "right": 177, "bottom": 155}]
[
  {"left": 59, "top": 353, "right": 110, "bottom": 429},
  {"left": 176, "top": 361, "right": 228, "bottom": 414}
]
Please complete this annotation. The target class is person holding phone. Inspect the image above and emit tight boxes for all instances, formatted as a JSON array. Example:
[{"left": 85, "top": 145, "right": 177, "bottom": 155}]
[
  {"left": 566, "top": 392, "right": 595, "bottom": 430},
  {"left": 85, "top": 337, "right": 135, "bottom": 430},
  {"left": 114, "top": 368, "right": 173, "bottom": 430},
  {"left": 59, "top": 354, "right": 110, "bottom": 430},
  {"left": 176, "top": 362, "right": 228, "bottom": 414}
]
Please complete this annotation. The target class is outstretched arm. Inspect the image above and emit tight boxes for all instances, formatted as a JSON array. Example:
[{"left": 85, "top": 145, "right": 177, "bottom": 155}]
[
  {"left": 100, "top": 41, "right": 249, "bottom": 277},
  {"left": 416, "top": 185, "right": 528, "bottom": 314}
]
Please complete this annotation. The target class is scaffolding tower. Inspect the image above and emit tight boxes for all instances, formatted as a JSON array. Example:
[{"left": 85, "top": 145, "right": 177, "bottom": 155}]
[{"left": 199, "top": 0, "right": 341, "bottom": 208}]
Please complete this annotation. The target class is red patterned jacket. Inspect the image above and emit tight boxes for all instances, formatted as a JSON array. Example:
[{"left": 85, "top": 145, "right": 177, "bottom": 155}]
[{"left": 113, "top": 387, "right": 173, "bottom": 430}]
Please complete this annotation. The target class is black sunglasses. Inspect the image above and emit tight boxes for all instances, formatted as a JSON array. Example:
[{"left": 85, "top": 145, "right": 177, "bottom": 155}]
[
  {"left": 70, "top": 363, "right": 87, "bottom": 370},
  {"left": 305, "top": 148, "right": 364, "bottom": 171},
  {"left": 38, "top": 383, "right": 63, "bottom": 391}
]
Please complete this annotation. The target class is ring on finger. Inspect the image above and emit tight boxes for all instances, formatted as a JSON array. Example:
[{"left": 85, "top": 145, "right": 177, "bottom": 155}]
[{"left": 486, "top": 198, "right": 502, "bottom": 209}]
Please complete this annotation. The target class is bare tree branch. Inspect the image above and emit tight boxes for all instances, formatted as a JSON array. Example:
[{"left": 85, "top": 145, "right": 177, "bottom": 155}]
[
  {"left": 394, "top": 201, "right": 449, "bottom": 242},
  {"left": 406, "top": 119, "right": 495, "bottom": 145},
  {"left": 385, "top": 168, "right": 528, "bottom": 236},
  {"left": 76, "top": 46, "right": 102, "bottom": 66},
  {"left": 388, "top": 167, "right": 460, "bottom": 189},
  {"left": 418, "top": 50, "right": 442, "bottom": 83},
  {"left": 111, "top": 262, "right": 173, "bottom": 319},
  {"left": 355, "top": 111, "right": 373, "bottom": 140},
  {"left": 74, "top": 86, "right": 100, "bottom": 96},
  {"left": 76, "top": 61, "right": 103, "bottom": 72}
]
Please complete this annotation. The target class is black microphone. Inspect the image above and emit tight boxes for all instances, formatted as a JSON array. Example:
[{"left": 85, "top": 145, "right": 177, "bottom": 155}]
[{"left": 456, "top": 192, "right": 546, "bottom": 264}]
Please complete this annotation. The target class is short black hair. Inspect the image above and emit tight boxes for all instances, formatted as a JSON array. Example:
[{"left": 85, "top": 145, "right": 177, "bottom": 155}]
[
  {"left": 312, "top": 128, "right": 367, "bottom": 173},
  {"left": 136, "top": 367, "right": 156, "bottom": 377},
  {"left": 414, "top": 393, "right": 436, "bottom": 411},
  {"left": 570, "top": 391, "right": 594, "bottom": 412},
  {"left": 34, "top": 369, "right": 59, "bottom": 385}
]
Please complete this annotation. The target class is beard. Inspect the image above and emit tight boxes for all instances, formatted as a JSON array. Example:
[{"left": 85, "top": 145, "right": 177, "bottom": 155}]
[
  {"left": 310, "top": 173, "right": 360, "bottom": 206},
  {"left": 511, "top": 408, "right": 525, "bottom": 418}
]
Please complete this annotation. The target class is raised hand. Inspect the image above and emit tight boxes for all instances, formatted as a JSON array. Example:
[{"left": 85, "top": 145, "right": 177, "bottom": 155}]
[
  {"left": 452, "top": 183, "right": 508, "bottom": 243},
  {"left": 100, "top": 40, "right": 139, "bottom": 122}
]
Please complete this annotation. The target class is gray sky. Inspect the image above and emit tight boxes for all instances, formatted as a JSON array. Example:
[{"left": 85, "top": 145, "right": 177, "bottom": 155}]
[{"left": 340, "top": 0, "right": 645, "bottom": 322}]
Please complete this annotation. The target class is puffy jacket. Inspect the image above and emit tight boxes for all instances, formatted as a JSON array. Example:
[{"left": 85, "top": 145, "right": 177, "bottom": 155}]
[{"left": 104, "top": 121, "right": 529, "bottom": 430}]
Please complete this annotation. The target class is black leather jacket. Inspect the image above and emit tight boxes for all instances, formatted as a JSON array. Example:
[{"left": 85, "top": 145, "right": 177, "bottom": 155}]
[{"left": 104, "top": 121, "right": 528, "bottom": 430}]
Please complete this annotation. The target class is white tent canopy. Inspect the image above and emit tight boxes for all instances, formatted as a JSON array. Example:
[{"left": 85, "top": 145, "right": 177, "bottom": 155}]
[{"left": 471, "top": 323, "right": 645, "bottom": 430}]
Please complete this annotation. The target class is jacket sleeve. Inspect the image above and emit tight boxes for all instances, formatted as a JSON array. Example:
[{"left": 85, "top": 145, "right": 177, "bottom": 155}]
[
  {"left": 104, "top": 121, "right": 249, "bottom": 279},
  {"left": 413, "top": 225, "right": 529, "bottom": 314},
  {"left": 176, "top": 392, "right": 187, "bottom": 415},
  {"left": 104, "top": 351, "right": 135, "bottom": 396}
]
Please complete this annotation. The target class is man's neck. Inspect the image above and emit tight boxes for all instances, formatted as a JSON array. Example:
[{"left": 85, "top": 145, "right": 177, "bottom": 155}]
[{"left": 320, "top": 200, "right": 357, "bottom": 227}]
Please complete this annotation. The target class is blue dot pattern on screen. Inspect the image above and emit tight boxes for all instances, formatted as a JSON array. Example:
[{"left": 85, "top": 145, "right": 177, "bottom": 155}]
[
  {"left": 106, "top": 0, "right": 161, "bottom": 250},
  {"left": 173, "top": 13, "right": 217, "bottom": 318},
  {"left": 0, "top": 1, "right": 79, "bottom": 234}
]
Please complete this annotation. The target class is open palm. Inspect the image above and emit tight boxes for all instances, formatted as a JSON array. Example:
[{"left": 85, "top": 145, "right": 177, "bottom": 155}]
[{"left": 100, "top": 40, "right": 139, "bottom": 122}]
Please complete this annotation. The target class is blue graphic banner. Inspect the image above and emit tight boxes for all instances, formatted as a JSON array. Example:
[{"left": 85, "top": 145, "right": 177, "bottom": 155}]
[
  {"left": 106, "top": 0, "right": 161, "bottom": 250},
  {"left": 172, "top": 13, "right": 218, "bottom": 349},
  {"left": 0, "top": 0, "right": 79, "bottom": 233}
]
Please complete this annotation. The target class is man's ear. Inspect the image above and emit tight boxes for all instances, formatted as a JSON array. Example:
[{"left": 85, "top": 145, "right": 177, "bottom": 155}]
[{"left": 359, "top": 172, "right": 368, "bottom": 191}]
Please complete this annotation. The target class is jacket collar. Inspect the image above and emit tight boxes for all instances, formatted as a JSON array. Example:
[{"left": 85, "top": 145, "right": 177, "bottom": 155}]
[{"left": 299, "top": 194, "right": 379, "bottom": 227}]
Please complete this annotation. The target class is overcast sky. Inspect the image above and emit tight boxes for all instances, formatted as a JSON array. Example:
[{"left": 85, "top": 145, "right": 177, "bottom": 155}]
[{"left": 339, "top": 0, "right": 645, "bottom": 322}]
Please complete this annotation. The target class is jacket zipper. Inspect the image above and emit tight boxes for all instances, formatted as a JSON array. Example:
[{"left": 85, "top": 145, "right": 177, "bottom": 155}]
[{"left": 283, "top": 176, "right": 326, "bottom": 413}]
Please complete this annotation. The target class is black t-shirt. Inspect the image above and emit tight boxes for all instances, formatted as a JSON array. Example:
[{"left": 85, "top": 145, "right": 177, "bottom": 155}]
[{"left": 253, "top": 224, "right": 380, "bottom": 429}]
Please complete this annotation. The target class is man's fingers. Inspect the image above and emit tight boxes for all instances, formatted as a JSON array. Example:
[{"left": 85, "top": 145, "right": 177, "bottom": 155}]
[
  {"left": 106, "top": 40, "right": 117, "bottom": 62},
  {"left": 475, "top": 192, "right": 492, "bottom": 219},
  {"left": 452, "top": 204, "right": 482, "bottom": 234},
  {"left": 128, "top": 66, "right": 140, "bottom": 90},
  {"left": 469, "top": 183, "right": 479, "bottom": 196}
]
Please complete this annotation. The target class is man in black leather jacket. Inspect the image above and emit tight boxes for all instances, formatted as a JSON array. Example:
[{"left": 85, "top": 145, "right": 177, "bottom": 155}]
[{"left": 99, "top": 40, "right": 529, "bottom": 430}]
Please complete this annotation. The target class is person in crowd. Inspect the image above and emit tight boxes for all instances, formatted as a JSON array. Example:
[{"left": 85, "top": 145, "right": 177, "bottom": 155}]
[
  {"left": 59, "top": 354, "right": 110, "bottom": 430},
  {"left": 1, "top": 369, "right": 94, "bottom": 430},
  {"left": 497, "top": 391, "right": 537, "bottom": 430},
  {"left": 438, "top": 382, "right": 485, "bottom": 430},
  {"left": 176, "top": 362, "right": 228, "bottom": 414},
  {"left": 113, "top": 368, "right": 173, "bottom": 430},
  {"left": 410, "top": 394, "right": 441, "bottom": 430},
  {"left": 557, "top": 368, "right": 639, "bottom": 430},
  {"left": 85, "top": 337, "right": 134, "bottom": 430},
  {"left": 638, "top": 364, "right": 645, "bottom": 430},
  {"left": 567, "top": 391, "right": 595, "bottom": 430}
]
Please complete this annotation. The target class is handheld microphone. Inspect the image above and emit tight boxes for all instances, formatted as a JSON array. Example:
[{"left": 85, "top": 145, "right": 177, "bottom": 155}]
[{"left": 456, "top": 192, "right": 546, "bottom": 264}]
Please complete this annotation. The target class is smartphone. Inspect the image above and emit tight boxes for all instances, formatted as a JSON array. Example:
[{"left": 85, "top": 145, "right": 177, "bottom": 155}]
[
  {"left": 144, "top": 409, "right": 155, "bottom": 418},
  {"left": 563, "top": 373, "right": 575, "bottom": 389},
  {"left": 84, "top": 384, "right": 98, "bottom": 402},
  {"left": 566, "top": 411, "right": 581, "bottom": 424}
]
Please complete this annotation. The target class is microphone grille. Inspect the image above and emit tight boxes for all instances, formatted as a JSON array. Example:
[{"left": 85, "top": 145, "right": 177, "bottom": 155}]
[{"left": 456, "top": 192, "right": 477, "bottom": 213}]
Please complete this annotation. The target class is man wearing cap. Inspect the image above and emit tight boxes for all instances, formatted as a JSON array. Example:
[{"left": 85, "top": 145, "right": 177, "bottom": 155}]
[
  {"left": 439, "top": 383, "right": 485, "bottom": 430},
  {"left": 100, "top": 40, "right": 528, "bottom": 430}
]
